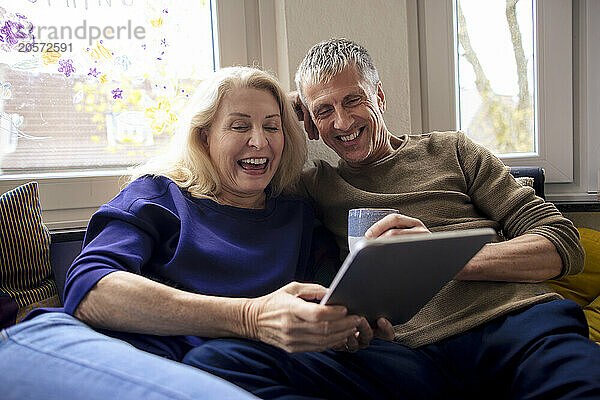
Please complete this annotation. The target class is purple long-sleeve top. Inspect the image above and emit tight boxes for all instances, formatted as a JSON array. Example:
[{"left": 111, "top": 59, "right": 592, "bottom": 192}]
[{"left": 59, "top": 175, "right": 316, "bottom": 360}]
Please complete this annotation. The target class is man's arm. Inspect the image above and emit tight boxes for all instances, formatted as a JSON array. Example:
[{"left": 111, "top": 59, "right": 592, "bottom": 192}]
[
  {"left": 455, "top": 233, "right": 562, "bottom": 282},
  {"left": 365, "top": 214, "right": 564, "bottom": 282}
]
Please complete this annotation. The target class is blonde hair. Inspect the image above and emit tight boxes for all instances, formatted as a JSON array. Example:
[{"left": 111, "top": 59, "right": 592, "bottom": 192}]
[
  {"left": 295, "top": 38, "right": 380, "bottom": 106},
  {"left": 130, "top": 66, "right": 307, "bottom": 200}
]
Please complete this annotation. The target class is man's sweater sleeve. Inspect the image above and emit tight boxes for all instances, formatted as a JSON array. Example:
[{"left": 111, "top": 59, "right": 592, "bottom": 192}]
[{"left": 455, "top": 131, "right": 584, "bottom": 277}]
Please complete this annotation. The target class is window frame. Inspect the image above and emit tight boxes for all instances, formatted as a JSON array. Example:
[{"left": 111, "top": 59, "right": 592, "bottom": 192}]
[
  {"left": 415, "top": 0, "right": 575, "bottom": 184},
  {"left": 0, "top": 0, "right": 278, "bottom": 230}
]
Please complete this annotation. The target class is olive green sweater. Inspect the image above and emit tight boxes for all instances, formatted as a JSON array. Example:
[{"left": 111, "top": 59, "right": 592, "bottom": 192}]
[{"left": 298, "top": 131, "right": 584, "bottom": 348}]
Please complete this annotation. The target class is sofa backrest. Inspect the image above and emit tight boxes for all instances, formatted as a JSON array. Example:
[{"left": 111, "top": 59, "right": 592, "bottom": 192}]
[{"left": 46, "top": 167, "right": 545, "bottom": 304}]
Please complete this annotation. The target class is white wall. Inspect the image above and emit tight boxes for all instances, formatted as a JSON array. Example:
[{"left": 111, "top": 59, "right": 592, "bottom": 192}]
[{"left": 273, "top": 0, "right": 412, "bottom": 164}]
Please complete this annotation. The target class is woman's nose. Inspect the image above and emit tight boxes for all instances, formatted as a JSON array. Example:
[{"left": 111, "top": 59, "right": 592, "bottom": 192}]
[
  {"left": 248, "top": 128, "right": 268, "bottom": 149},
  {"left": 333, "top": 108, "right": 353, "bottom": 131}
]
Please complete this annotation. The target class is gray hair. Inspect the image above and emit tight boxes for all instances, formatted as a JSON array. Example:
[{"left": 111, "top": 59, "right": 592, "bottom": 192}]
[
  {"left": 130, "top": 66, "right": 307, "bottom": 201},
  {"left": 294, "top": 38, "right": 380, "bottom": 105}
]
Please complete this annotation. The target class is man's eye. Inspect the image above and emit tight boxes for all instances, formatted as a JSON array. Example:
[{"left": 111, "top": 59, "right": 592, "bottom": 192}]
[{"left": 346, "top": 97, "right": 361, "bottom": 105}]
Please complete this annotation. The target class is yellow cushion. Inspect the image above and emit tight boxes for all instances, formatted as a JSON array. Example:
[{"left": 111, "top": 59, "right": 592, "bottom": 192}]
[
  {"left": 547, "top": 228, "right": 600, "bottom": 306},
  {"left": 547, "top": 227, "right": 600, "bottom": 342},
  {"left": 583, "top": 296, "right": 600, "bottom": 343},
  {"left": 0, "top": 182, "right": 60, "bottom": 326}
]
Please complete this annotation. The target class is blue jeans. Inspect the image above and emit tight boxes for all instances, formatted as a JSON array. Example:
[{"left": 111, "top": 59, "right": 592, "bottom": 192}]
[
  {"left": 183, "top": 300, "right": 600, "bottom": 400},
  {"left": 0, "top": 313, "right": 256, "bottom": 400}
]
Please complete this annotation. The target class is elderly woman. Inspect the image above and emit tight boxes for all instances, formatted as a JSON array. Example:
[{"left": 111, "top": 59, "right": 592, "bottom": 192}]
[
  {"left": 0, "top": 67, "right": 370, "bottom": 399},
  {"left": 64, "top": 66, "right": 361, "bottom": 358}
]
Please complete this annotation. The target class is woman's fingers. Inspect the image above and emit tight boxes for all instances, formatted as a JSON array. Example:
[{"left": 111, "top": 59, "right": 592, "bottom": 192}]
[
  {"left": 284, "top": 281, "right": 328, "bottom": 300},
  {"left": 355, "top": 317, "right": 374, "bottom": 349},
  {"left": 252, "top": 283, "right": 365, "bottom": 353},
  {"left": 345, "top": 333, "right": 360, "bottom": 353},
  {"left": 284, "top": 282, "right": 351, "bottom": 322},
  {"left": 282, "top": 326, "right": 359, "bottom": 353}
]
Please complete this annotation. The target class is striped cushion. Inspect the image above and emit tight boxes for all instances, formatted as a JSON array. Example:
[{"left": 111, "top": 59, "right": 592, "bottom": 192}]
[{"left": 0, "top": 182, "right": 60, "bottom": 327}]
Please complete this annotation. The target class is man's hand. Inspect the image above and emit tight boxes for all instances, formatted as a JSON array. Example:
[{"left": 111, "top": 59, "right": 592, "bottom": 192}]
[
  {"left": 333, "top": 317, "right": 395, "bottom": 352},
  {"left": 246, "top": 282, "right": 361, "bottom": 353},
  {"left": 289, "top": 91, "right": 320, "bottom": 140},
  {"left": 364, "top": 213, "right": 430, "bottom": 239}
]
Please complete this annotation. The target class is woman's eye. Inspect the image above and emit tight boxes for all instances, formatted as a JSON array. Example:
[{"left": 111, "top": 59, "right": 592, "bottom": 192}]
[
  {"left": 232, "top": 125, "right": 248, "bottom": 131},
  {"left": 265, "top": 126, "right": 280, "bottom": 131},
  {"left": 317, "top": 108, "right": 332, "bottom": 118}
]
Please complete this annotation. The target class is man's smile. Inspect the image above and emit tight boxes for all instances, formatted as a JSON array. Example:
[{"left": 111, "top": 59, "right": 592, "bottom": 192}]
[{"left": 337, "top": 127, "right": 363, "bottom": 142}]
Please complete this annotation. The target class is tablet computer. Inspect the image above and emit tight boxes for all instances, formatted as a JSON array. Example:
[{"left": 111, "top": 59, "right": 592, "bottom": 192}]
[{"left": 320, "top": 228, "right": 497, "bottom": 325}]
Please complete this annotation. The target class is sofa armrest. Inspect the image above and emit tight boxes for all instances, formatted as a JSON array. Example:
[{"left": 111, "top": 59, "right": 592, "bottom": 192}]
[
  {"left": 49, "top": 230, "right": 85, "bottom": 304},
  {"left": 509, "top": 166, "right": 545, "bottom": 199}
]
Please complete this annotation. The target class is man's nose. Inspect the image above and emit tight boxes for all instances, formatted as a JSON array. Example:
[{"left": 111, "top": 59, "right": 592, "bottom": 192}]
[
  {"left": 333, "top": 108, "right": 353, "bottom": 131},
  {"left": 248, "top": 128, "right": 268, "bottom": 149}
]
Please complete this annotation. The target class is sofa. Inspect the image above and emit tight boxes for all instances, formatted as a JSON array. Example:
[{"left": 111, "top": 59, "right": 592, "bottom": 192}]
[{"left": 1, "top": 168, "right": 599, "bottom": 345}]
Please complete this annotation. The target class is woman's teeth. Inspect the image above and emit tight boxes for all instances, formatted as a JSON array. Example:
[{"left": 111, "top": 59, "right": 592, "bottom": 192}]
[
  {"left": 239, "top": 157, "right": 268, "bottom": 169},
  {"left": 339, "top": 130, "right": 361, "bottom": 142}
]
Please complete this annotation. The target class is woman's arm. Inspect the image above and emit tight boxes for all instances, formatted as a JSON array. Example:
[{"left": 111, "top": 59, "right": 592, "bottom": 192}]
[{"left": 75, "top": 271, "right": 361, "bottom": 353}]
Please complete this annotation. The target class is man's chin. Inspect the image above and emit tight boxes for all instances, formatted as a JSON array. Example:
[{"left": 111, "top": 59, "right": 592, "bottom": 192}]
[{"left": 338, "top": 151, "right": 369, "bottom": 166}]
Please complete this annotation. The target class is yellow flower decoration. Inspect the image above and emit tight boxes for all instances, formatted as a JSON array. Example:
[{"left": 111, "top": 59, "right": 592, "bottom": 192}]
[
  {"left": 127, "top": 90, "right": 142, "bottom": 105},
  {"left": 145, "top": 98, "right": 178, "bottom": 135},
  {"left": 150, "top": 17, "right": 163, "bottom": 27},
  {"left": 91, "top": 113, "right": 105, "bottom": 123},
  {"left": 41, "top": 50, "right": 61, "bottom": 65},
  {"left": 87, "top": 42, "right": 114, "bottom": 61}
]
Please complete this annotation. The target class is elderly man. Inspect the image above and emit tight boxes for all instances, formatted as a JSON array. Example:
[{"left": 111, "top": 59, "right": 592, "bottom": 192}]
[{"left": 186, "top": 39, "right": 600, "bottom": 399}]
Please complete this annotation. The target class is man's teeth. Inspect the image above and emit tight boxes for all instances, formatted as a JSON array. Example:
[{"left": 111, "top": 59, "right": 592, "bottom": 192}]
[
  {"left": 241, "top": 157, "right": 268, "bottom": 165},
  {"left": 339, "top": 130, "right": 360, "bottom": 142}
]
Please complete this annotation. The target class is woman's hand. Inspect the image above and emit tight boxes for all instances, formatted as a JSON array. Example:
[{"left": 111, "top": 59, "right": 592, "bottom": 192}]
[
  {"left": 244, "top": 282, "right": 361, "bottom": 353},
  {"left": 364, "top": 213, "right": 430, "bottom": 239}
]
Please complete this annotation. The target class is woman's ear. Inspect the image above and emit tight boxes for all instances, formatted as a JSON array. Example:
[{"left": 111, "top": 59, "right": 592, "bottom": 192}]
[{"left": 199, "top": 128, "right": 209, "bottom": 150}]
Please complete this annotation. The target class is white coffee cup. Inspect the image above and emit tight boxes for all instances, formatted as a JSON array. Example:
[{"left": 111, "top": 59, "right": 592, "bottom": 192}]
[{"left": 347, "top": 208, "right": 399, "bottom": 254}]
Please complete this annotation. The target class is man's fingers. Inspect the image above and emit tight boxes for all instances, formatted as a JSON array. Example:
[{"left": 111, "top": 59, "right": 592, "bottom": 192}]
[
  {"left": 302, "top": 107, "right": 319, "bottom": 140},
  {"left": 289, "top": 91, "right": 304, "bottom": 120},
  {"left": 365, "top": 213, "right": 429, "bottom": 238},
  {"left": 374, "top": 317, "right": 395, "bottom": 341},
  {"left": 289, "top": 96, "right": 319, "bottom": 140},
  {"left": 378, "top": 227, "right": 430, "bottom": 238}
]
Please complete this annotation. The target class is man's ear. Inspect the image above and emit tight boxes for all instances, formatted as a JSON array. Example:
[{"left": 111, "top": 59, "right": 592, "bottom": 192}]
[{"left": 376, "top": 82, "right": 386, "bottom": 113}]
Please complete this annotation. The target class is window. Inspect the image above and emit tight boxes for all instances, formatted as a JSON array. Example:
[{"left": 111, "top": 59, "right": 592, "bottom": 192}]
[
  {"left": 0, "top": 0, "right": 278, "bottom": 229},
  {"left": 416, "top": 0, "right": 575, "bottom": 184},
  {"left": 0, "top": 0, "right": 215, "bottom": 176},
  {"left": 455, "top": 0, "right": 536, "bottom": 156}
]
